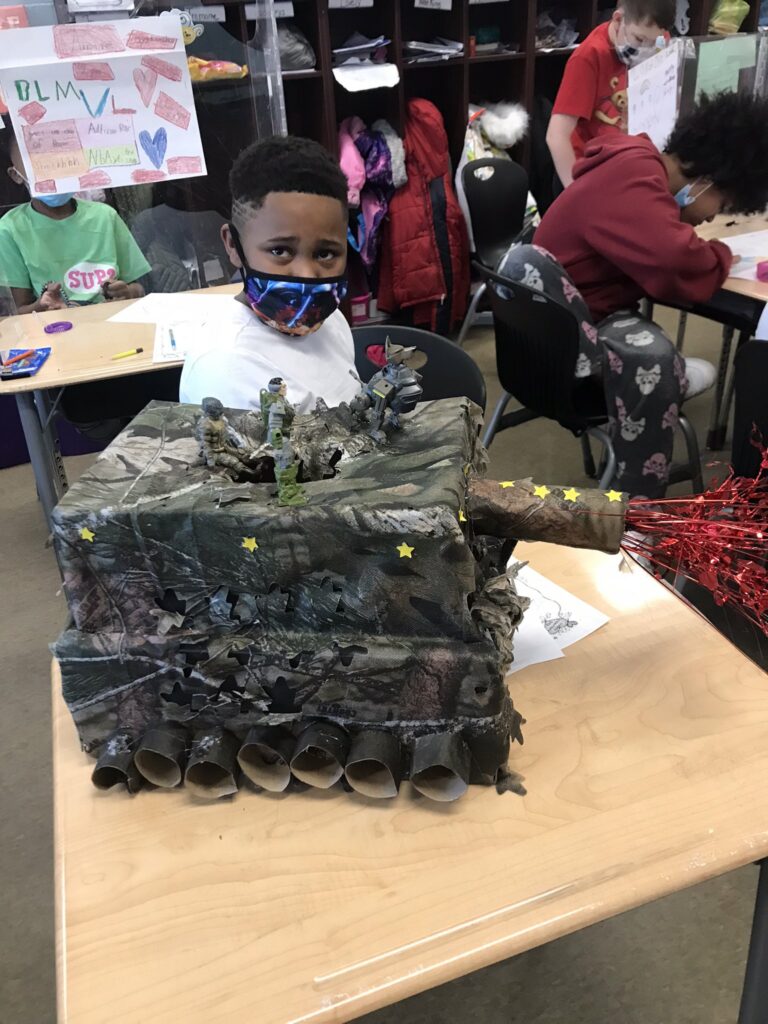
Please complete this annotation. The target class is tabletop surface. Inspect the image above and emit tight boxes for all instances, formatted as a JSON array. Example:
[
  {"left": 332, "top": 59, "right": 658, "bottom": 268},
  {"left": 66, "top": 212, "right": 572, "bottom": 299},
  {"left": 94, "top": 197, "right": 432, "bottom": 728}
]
[
  {"left": 53, "top": 541, "right": 768, "bottom": 1024},
  {"left": 698, "top": 212, "right": 768, "bottom": 303},
  {"left": 0, "top": 284, "right": 238, "bottom": 395}
]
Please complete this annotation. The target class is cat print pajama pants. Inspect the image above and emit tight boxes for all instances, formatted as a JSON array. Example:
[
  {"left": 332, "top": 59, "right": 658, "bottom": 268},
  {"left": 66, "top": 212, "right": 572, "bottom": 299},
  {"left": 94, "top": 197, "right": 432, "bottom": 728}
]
[{"left": 496, "top": 245, "right": 688, "bottom": 499}]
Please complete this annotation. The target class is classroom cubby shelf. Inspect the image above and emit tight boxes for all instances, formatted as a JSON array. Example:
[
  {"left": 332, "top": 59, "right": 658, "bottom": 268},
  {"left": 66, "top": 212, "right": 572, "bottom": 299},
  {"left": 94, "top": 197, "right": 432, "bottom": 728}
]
[{"left": 255, "top": 0, "right": 764, "bottom": 169}]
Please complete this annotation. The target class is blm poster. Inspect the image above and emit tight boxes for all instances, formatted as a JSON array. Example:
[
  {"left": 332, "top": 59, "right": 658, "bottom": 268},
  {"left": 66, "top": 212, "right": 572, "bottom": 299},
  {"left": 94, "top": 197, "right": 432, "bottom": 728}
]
[{"left": 0, "top": 15, "right": 207, "bottom": 197}]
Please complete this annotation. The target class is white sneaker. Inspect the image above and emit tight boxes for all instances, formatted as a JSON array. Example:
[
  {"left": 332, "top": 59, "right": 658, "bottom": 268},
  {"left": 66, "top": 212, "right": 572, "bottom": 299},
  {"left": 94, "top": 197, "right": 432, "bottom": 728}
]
[{"left": 683, "top": 357, "right": 717, "bottom": 399}]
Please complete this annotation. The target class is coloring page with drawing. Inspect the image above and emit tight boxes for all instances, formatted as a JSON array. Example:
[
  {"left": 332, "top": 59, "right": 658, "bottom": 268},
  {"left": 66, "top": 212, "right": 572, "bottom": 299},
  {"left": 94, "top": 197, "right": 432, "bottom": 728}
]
[{"left": 0, "top": 15, "right": 206, "bottom": 197}]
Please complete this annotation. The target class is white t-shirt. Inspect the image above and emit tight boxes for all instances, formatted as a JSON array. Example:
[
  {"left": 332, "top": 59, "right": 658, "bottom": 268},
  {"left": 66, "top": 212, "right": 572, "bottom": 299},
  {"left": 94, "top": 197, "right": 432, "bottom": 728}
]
[{"left": 179, "top": 301, "right": 359, "bottom": 413}]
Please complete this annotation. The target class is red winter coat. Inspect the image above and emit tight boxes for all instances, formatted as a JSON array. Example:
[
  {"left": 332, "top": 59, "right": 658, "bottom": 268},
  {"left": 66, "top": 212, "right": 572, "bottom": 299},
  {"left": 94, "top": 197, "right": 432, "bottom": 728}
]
[{"left": 378, "top": 99, "right": 469, "bottom": 332}]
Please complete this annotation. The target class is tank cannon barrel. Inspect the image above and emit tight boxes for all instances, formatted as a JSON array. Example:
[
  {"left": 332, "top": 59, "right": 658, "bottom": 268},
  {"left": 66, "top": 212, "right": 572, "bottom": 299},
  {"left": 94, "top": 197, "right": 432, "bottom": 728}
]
[{"left": 467, "top": 478, "right": 627, "bottom": 554}]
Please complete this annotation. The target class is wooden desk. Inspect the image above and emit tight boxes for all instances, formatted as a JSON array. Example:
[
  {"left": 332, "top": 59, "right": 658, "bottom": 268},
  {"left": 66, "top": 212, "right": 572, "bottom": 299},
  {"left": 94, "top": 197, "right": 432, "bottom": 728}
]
[
  {"left": 53, "top": 542, "right": 768, "bottom": 1024},
  {"left": 0, "top": 287, "right": 238, "bottom": 525}
]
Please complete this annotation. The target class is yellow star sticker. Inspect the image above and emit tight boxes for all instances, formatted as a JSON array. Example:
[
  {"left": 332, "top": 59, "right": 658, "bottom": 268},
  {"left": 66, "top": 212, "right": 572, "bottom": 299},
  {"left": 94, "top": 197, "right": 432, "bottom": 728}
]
[
  {"left": 241, "top": 537, "right": 259, "bottom": 553},
  {"left": 563, "top": 487, "right": 580, "bottom": 502},
  {"left": 605, "top": 490, "right": 624, "bottom": 503},
  {"left": 396, "top": 542, "right": 414, "bottom": 559},
  {"left": 499, "top": 480, "right": 515, "bottom": 489},
  {"left": 458, "top": 509, "right": 467, "bottom": 523},
  {"left": 79, "top": 527, "right": 95, "bottom": 543},
  {"left": 533, "top": 484, "right": 551, "bottom": 499}
]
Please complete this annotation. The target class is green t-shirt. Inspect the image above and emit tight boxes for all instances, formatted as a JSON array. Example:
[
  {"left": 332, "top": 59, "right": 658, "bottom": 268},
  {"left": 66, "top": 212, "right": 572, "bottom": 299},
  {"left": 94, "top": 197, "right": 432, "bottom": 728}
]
[{"left": 0, "top": 200, "right": 150, "bottom": 304}]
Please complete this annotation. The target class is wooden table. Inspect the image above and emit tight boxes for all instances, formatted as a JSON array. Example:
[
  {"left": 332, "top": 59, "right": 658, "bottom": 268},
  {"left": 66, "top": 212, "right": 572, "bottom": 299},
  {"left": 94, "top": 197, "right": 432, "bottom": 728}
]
[
  {"left": 0, "top": 286, "right": 237, "bottom": 525},
  {"left": 53, "top": 542, "right": 768, "bottom": 1024}
]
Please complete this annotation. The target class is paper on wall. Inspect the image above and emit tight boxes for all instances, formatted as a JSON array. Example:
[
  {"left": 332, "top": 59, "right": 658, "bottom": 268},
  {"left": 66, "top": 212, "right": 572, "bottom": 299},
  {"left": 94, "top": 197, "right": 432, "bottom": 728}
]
[
  {"left": 628, "top": 42, "right": 681, "bottom": 150},
  {"left": 0, "top": 15, "right": 206, "bottom": 197}
]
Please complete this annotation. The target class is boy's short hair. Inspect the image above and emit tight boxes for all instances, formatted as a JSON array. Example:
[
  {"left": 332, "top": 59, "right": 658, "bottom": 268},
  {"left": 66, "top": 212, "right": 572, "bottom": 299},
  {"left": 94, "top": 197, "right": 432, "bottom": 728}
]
[
  {"left": 0, "top": 115, "right": 15, "bottom": 164},
  {"left": 229, "top": 134, "right": 348, "bottom": 228},
  {"left": 665, "top": 91, "right": 768, "bottom": 214},
  {"left": 620, "top": 0, "right": 676, "bottom": 27}
]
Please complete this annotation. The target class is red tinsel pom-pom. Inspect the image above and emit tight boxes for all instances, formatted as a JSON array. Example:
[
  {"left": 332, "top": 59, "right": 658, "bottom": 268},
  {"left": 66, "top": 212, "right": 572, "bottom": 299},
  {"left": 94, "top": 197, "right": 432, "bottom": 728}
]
[{"left": 623, "top": 449, "right": 768, "bottom": 635}]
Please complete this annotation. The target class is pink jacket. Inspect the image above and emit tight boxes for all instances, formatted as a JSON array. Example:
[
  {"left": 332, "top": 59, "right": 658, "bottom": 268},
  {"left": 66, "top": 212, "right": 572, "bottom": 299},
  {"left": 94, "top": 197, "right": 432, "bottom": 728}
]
[{"left": 338, "top": 116, "right": 366, "bottom": 208}]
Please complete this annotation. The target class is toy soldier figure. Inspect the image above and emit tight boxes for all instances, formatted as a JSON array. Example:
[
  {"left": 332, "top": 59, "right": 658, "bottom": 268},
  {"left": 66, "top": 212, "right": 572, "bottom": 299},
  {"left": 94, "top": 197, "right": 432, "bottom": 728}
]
[
  {"left": 351, "top": 337, "right": 424, "bottom": 442},
  {"left": 196, "top": 397, "right": 257, "bottom": 480},
  {"left": 259, "top": 377, "right": 306, "bottom": 507}
]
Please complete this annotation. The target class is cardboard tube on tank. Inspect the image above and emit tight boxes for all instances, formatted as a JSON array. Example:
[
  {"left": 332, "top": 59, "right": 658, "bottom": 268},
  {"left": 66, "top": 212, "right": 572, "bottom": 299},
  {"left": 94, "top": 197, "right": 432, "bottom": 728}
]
[
  {"left": 410, "top": 732, "right": 471, "bottom": 802},
  {"left": 345, "top": 730, "right": 402, "bottom": 799},
  {"left": 91, "top": 728, "right": 143, "bottom": 794},
  {"left": 237, "top": 725, "right": 294, "bottom": 792},
  {"left": 467, "top": 478, "right": 626, "bottom": 553},
  {"left": 290, "top": 722, "right": 349, "bottom": 789},
  {"left": 185, "top": 728, "right": 240, "bottom": 799},
  {"left": 134, "top": 724, "right": 187, "bottom": 788}
]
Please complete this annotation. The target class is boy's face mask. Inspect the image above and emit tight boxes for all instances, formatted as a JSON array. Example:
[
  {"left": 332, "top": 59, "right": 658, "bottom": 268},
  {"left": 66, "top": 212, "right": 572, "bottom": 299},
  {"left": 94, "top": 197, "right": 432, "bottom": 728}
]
[
  {"left": 9, "top": 166, "right": 74, "bottom": 207},
  {"left": 614, "top": 21, "right": 661, "bottom": 66},
  {"left": 229, "top": 223, "right": 347, "bottom": 337}
]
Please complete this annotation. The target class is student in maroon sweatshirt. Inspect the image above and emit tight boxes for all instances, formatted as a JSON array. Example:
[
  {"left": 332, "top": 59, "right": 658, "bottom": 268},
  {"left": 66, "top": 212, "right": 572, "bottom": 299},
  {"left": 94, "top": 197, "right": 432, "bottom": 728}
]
[{"left": 501, "top": 92, "right": 768, "bottom": 498}]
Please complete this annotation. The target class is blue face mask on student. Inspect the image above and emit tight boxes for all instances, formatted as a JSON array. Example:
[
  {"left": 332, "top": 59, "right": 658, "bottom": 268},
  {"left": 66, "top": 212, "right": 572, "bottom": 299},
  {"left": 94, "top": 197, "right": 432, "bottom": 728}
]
[
  {"left": 674, "top": 179, "right": 712, "bottom": 208},
  {"left": 229, "top": 224, "right": 347, "bottom": 337},
  {"left": 38, "top": 192, "right": 75, "bottom": 208}
]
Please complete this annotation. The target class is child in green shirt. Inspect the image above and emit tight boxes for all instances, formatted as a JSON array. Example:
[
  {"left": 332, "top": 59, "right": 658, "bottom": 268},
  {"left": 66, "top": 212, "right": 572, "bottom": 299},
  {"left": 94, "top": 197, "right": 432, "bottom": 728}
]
[{"left": 0, "top": 124, "right": 149, "bottom": 313}]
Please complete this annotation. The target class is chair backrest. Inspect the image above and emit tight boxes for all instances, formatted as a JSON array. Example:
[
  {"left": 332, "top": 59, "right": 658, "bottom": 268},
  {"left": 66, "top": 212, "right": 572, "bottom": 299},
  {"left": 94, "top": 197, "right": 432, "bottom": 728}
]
[
  {"left": 461, "top": 158, "right": 529, "bottom": 270},
  {"left": 476, "top": 263, "right": 604, "bottom": 426},
  {"left": 352, "top": 325, "right": 487, "bottom": 412}
]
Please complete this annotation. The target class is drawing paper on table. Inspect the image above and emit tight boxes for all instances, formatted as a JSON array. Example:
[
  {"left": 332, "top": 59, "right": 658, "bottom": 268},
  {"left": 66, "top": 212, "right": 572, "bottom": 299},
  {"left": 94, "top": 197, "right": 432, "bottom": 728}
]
[
  {"left": 0, "top": 15, "right": 206, "bottom": 196},
  {"left": 506, "top": 613, "right": 564, "bottom": 675},
  {"left": 722, "top": 229, "right": 768, "bottom": 280},
  {"left": 513, "top": 564, "right": 610, "bottom": 650}
]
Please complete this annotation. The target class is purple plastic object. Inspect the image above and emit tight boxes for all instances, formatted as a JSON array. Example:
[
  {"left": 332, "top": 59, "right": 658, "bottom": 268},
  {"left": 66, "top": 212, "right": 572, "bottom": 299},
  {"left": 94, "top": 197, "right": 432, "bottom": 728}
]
[{"left": 44, "top": 321, "right": 73, "bottom": 334}]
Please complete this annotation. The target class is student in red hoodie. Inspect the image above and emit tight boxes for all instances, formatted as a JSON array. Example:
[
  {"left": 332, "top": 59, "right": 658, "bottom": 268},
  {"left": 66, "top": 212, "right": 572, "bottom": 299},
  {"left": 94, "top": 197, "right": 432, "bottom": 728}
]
[{"left": 500, "top": 92, "right": 768, "bottom": 497}]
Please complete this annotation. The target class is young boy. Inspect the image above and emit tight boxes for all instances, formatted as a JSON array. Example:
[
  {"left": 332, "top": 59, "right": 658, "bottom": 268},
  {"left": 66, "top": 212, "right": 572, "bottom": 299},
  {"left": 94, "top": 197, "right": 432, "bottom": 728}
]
[
  {"left": 180, "top": 135, "right": 359, "bottom": 414},
  {"left": 0, "top": 122, "right": 149, "bottom": 313},
  {"left": 546, "top": 0, "right": 675, "bottom": 188}
]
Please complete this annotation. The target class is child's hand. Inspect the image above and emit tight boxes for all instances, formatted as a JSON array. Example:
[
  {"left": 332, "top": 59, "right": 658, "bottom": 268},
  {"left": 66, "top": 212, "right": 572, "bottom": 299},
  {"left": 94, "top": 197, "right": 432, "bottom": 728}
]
[
  {"left": 36, "top": 282, "right": 67, "bottom": 312},
  {"left": 102, "top": 279, "right": 133, "bottom": 301}
]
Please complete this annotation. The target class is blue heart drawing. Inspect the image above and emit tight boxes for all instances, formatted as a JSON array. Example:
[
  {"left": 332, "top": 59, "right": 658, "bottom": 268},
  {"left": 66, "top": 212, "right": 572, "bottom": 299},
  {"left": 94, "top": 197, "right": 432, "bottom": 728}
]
[{"left": 139, "top": 127, "right": 167, "bottom": 170}]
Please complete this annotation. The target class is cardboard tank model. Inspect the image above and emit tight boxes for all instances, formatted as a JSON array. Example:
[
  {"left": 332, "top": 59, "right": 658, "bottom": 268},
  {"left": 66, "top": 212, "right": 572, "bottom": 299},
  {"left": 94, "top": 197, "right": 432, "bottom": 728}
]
[{"left": 52, "top": 352, "right": 627, "bottom": 802}]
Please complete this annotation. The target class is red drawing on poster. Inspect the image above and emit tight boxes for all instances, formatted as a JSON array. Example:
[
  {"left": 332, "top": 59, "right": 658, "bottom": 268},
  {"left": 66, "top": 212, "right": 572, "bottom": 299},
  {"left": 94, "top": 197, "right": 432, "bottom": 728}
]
[
  {"left": 19, "top": 101, "right": 46, "bottom": 125},
  {"left": 154, "top": 91, "right": 190, "bottom": 130},
  {"left": 35, "top": 180, "right": 56, "bottom": 193},
  {"left": 126, "top": 30, "right": 176, "bottom": 51},
  {"left": 111, "top": 96, "right": 136, "bottom": 116},
  {"left": 133, "top": 67, "right": 157, "bottom": 108},
  {"left": 141, "top": 55, "right": 183, "bottom": 82},
  {"left": 53, "top": 24, "right": 124, "bottom": 60},
  {"left": 79, "top": 170, "right": 112, "bottom": 188},
  {"left": 167, "top": 156, "right": 202, "bottom": 175},
  {"left": 0, "top": 6, "right": 29, "bottom": 30},
  {"left": 131, "top": 169, "right": 166, "bottom": 183},
  {"left": 73, "top": 62, "right": 115, "bottom": 82}
]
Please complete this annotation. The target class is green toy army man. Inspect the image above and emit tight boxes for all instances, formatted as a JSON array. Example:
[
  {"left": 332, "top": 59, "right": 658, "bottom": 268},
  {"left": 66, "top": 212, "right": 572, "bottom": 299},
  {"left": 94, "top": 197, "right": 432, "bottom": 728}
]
[{"left": 259, "top": 377, "right": 306, "bottom": 507}]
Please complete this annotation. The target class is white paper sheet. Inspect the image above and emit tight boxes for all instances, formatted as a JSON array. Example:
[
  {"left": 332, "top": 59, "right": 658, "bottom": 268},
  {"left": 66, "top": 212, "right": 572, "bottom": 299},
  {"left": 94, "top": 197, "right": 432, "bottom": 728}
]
[
  {"left": 108, "top": 291, "right": 234, "bottom": 324},
  {"left": 628, "top": 42, "right": 681, "bottom": 150},
  {"left": 506, "top": 612, "right": 564, "bottom": 675},
  {"left": 152, "top": 320, "right": 208, "bottom": 362},
  {"left": 332, "top": 62, "right": 399, "bottom": 92},
  {"left": 0, "top": 15, "right": 206, "bottom": 197},
  {"left": 720, "top": 229, "right": 768, "bottom": 280},
  {"left": 513, "top": 564, "right": 610, "bottom": 650}
]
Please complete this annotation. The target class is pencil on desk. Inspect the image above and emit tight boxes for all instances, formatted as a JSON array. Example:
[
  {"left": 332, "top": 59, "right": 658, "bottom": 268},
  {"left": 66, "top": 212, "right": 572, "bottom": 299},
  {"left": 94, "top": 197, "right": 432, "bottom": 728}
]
[
  {"left": 111, "top": 347, "right": 144, "bottom": 361},
  {"left": 3, "top": 349, "right": 35, "bottom": 367}
]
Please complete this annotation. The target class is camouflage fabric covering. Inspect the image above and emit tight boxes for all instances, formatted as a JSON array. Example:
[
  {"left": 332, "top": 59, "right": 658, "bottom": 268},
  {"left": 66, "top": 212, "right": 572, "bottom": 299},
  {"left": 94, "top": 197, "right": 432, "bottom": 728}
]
[{"left": 51, "top": 397, "right": 527, "bottom": 801}]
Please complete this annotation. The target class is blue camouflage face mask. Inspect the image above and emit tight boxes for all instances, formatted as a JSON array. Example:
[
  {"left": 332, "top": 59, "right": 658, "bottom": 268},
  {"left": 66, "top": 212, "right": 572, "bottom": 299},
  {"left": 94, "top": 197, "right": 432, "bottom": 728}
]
[{"left": 229, "top": 224, "right": 347, "bottom": 337}]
